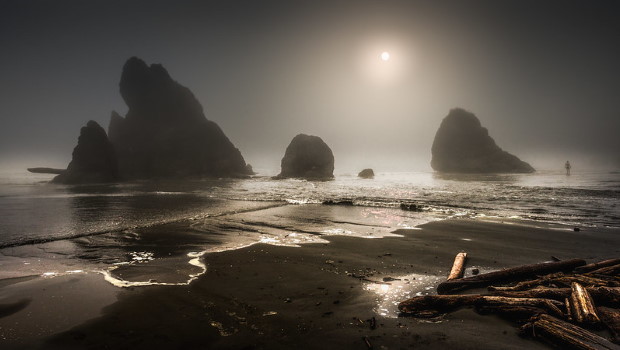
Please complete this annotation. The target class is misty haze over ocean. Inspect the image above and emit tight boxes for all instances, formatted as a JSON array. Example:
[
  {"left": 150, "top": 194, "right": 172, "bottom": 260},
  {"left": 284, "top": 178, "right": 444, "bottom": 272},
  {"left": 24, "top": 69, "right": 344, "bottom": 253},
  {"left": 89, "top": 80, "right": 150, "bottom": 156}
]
[{"left": 1, "top": 0, "right": 619, "bottom": 171}]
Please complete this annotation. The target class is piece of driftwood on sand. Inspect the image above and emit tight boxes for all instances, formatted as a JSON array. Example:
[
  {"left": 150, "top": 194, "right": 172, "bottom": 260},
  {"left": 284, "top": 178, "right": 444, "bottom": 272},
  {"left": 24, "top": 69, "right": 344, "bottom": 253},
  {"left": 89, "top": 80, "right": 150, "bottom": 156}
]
[
  {"left": 597, "top": 307, "right": 620, "bottom": 344},
  {"left": 575, "top": 259, "right": 620, "bottom": 274},
  {"left": 398, "top": 295, "right": 564, "bottom": 318},
  {"left": 488, "top": 273, "right": 616, "bottom": 292},
  {"left": 447, "top": 252, "right": 467, "bottom": 280},
  {"left": 490, "top": 286, "right": 620, "bottom": 307},
  {"left": 521, "top": 314, "right": 620, "bottom": 350},
  {"left": 570, "top": 282, "right": 601, "bottom": 324},
  {"left": 436, "top": 258, "right": 586, "bottom": 294}
]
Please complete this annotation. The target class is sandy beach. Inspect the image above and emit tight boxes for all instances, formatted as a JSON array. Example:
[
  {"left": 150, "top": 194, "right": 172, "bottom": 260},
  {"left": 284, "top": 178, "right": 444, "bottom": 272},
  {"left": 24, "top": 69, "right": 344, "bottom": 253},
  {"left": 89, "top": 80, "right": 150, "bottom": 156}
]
[{"left": 2, "top": 206, "right": 619, "bottom": 349}]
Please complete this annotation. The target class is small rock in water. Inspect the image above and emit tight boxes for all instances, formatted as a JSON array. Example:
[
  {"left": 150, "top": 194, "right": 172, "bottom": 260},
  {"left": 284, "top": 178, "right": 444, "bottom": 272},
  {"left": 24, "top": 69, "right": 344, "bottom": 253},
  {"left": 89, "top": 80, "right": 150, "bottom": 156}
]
[
  {"left": 400, "top": 203, "right": 423, "bottom": 212},
  {"left": 323, "top": 200, "right": 354, "bottom": 206},
  {"left": 382, "top": 277, "right": 400, "bottom": 282},
  {"left": 471, "top": 268, "right": 480, "bottom": 275},
  {"left": 574, "top": 227, "right": 581, "bottom": 232},
  {"left": 358, "top": 168, "right": 375, "bottom": 179}
]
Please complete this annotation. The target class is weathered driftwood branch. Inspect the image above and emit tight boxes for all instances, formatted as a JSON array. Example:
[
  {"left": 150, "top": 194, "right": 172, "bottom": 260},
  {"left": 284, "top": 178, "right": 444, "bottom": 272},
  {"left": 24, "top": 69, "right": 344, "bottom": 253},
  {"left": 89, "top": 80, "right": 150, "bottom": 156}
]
[
  {"left": 490, "top": 287, "right": 620, "bottom": 307},
  {"left": 397, "top": 295, "right": 480, "bottom": 317},
  {"left": 565, "top": 298, "right": 573, "bottom": 321},
  {"left": 522, "top": 314, "right": 620, "bottom": 350},
  {"left": 489, "top": 273, "right": 615, "bottom": 292},
  {"left": 436, "top": 259, "right": 586, "bottom": 295},
  {"left": 476, "top": 305, "right": 548, "bottom": 322},
  {"left": 575, "top": 259, "right": 620, "bottom": 274},
  {"left": 476, "top": 296, "right": 564, "bottom": 318},
  {"left": 493, "top": 287, "right": 571, "bottom": 300},
  {"left": 571, "top": 287, "right": 585, "bottom": 323},
  {"left": 571, "top": 282, "right": 601, "bottom": 324},
  {"left": 447, "top": 252, "right": 467, "bottom": 280},
  {"left": 398, "top": 294, "right": 564, "bottom": 318},
  {"left": 598, "top": 307, "right": 620, "bottom": 344},
  {"left": 488, "top": 272, "right": 564, "bottom": 291},
  {"left": 588, "top": 264, "right": 620, "bottom": 277},
  {"left": 595, "top": 287, "right": 620, "bottom": 308}
]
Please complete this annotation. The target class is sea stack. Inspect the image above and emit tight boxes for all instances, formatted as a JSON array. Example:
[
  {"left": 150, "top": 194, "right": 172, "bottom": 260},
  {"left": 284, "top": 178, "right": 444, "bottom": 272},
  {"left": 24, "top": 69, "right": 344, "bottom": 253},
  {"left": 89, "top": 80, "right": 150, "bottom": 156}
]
[
  {"left": 358, "top": 168, "right": 375, "bottom": 179},
  {"left": 53, "top": 121, "right": 118, "bottom": 184},
  {"left": 276, "top": 134, "right": 335, "bottom": 180},
  {"left": 431, "top": 108, "right": 535, "bottom": 173},
  {"left": 108, "top": 57, "right": 251, "bottom": 179}
]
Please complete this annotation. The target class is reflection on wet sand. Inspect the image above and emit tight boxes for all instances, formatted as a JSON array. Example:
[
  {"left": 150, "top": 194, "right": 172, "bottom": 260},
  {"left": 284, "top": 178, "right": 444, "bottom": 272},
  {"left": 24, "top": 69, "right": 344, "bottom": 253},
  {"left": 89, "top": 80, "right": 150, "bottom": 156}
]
[
  {"left": 364, "top": 273, "right": 442, "bottom": 317},
  {"left": 25, "top": 202, "right": 433, "bottom": 288}
]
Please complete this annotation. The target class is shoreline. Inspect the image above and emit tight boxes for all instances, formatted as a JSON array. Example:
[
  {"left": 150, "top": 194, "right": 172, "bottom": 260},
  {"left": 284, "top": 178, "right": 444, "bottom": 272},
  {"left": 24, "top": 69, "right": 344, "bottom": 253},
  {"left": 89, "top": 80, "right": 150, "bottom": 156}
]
[{"left": 2, "top": 217, "right": 618, "bottom": 349}]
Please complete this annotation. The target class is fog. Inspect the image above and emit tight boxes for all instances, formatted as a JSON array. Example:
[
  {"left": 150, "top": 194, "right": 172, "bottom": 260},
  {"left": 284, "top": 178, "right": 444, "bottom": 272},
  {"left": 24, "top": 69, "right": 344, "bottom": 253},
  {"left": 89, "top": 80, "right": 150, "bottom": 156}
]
[{"left": 1, "top": 0, "right": 619, "bottom": 173}]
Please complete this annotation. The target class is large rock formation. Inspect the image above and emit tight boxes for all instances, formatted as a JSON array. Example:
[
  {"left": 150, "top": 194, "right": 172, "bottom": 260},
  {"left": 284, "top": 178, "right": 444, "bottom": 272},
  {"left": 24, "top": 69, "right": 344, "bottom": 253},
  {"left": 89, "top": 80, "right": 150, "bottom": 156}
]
[
  {"left": 431, "top": 108, "right": 535, "bottom": 173},
  {"left": 53, "top": 121, "right": 118, "bottom": 184},
  {"left": 276, "top": 134, "right": 335, "bottom": 179},
  {"left": 108, "top": 57, "right": 251, "bottom": 179}
]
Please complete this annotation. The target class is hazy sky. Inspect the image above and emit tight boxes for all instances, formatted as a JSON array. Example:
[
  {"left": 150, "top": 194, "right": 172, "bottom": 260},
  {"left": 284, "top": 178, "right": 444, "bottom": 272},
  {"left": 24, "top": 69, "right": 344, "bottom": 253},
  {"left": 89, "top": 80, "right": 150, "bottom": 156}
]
[{"left": 1, "top": 0, "right": 619, "bottom": 172}]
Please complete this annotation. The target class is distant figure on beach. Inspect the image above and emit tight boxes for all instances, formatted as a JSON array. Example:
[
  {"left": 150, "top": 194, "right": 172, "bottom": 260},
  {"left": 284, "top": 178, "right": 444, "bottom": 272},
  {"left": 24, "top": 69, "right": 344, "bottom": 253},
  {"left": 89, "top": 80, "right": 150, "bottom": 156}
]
[{"left": 565, "top": 161, "right": 571, "bottom": 175}]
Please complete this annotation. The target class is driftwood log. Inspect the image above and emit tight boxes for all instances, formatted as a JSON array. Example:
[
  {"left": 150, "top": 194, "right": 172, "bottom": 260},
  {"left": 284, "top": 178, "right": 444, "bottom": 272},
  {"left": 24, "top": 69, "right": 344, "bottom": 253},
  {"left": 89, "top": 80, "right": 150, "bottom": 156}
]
[
  {"left": 488, "top": 273, "right": 616, "bottom": 292},
  {"left": 436, "top": 259, "right": 586, "bottom": 294},
  {"left": 588, "top": 264, "right": 620, "bottom": 277},
  {"left": 447, "top": 252, "right": 467, "bottom": 280},
  {"left": 570, "top": 282, "right": 601, "bottom": 324},
  {"left": 398, "top": 295, "right": 564, "bottom": 318},
  {"left": 576, "top": 259, "right": 620, "bottom": 274},
  {"left": 598, "top": 307, "right": 620, "bottom": 344},
  {"left": 476, "top": 305, "right": 548, "bottom": 322},
  {"left": 397, "top": 294, "right": 479, "bottom": 317},
  {"left": 521, "top": 314, "right": 620, "bottom": 350},
  {"left": 491, "top": 287, "right": 620, "bottom": 307}
]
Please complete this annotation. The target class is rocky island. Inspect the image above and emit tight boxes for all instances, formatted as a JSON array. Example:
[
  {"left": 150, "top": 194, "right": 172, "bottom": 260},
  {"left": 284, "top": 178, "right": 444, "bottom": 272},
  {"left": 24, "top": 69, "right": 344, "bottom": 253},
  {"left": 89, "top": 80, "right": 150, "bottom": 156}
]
[
  {"left": 431, "top": 108, "right": 535, "bottom": 173},
  {"left": 52, "top": 121, "right": 118, "bottom": 184},
  {"left": 275, "top": 134, "right": 335, "bottom": 180},
  {"left": 41, "top": 57, "right": 252, "bottom": 184}
]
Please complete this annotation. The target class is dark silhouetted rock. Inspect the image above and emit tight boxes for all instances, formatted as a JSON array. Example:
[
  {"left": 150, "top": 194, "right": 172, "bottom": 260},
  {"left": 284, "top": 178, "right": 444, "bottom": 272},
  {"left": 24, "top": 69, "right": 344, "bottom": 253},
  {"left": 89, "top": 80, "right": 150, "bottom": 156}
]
[
  {"left": 53, "top": 121, "right": 118, "bottom": 184},
  {"left": 108, "top": 57, "right": 250, "bottom": 179},
  {"left": 358, "top": 168, "right": 374, "bottom": 178},
  {"left": 322, "top": 199, "right": 354, "bottom": 206},
  {"left": 276, "top": 134, "right": 334, "bottom": 180},
  {"left": 400, "top": 203, "right": 423, "bottom": 212},
  {"left": 431, "top": 108, "right": 535, "bottom": 173},
  {"left": 27, "top": 167, "right": 66, "bottom": 175}
]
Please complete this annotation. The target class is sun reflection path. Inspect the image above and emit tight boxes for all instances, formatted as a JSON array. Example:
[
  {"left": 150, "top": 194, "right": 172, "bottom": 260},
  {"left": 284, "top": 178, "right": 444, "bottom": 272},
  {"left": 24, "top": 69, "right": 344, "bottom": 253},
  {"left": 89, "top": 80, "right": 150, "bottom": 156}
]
[{"left": 363, "top": 273, "right": 442, "bottom": 318}]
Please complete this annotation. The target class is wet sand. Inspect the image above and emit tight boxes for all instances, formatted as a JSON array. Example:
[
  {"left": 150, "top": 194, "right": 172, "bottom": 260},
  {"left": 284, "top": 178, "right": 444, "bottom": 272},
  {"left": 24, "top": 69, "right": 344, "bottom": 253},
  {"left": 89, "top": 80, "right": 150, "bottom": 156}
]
[{"left": 0, "top": 216, "right": 615, "bottom": 349}]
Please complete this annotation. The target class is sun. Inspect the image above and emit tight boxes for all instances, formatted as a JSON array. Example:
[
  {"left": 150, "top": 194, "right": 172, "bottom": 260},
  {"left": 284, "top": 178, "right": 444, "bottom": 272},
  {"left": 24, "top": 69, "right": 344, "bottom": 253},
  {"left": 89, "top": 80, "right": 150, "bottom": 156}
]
[{"left": 380, "top": 51, "right": 390, "bottom": 61}]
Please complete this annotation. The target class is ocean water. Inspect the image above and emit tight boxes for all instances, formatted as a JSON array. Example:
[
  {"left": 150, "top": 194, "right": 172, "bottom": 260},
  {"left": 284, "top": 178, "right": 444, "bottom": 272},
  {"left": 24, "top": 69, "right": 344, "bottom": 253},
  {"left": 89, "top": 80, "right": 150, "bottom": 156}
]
[{"left": 0, "top": 168, "right": 618, "bottom": 285}]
